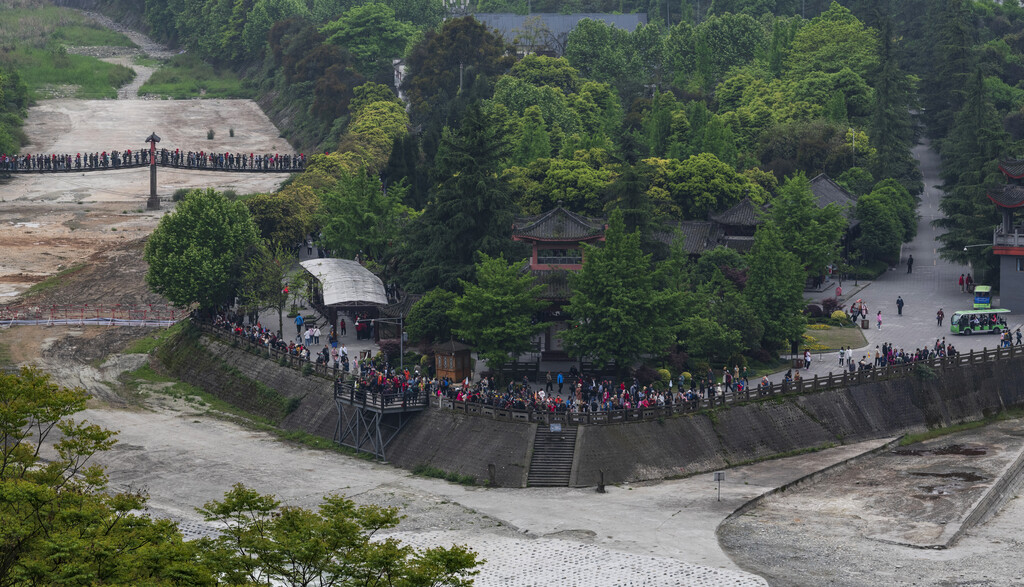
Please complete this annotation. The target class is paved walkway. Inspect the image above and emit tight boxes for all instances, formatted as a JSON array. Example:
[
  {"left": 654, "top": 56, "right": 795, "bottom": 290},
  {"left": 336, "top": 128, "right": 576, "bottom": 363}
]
[{"left": 771, "top": 141, "right": 1012, "bottom": 384}]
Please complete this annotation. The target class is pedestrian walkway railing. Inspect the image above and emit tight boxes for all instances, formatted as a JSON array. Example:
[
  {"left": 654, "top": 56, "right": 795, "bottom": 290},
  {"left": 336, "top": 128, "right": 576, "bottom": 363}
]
[
  {"left": 434, "top": 345, "right": 1024, "bottom": 426},
  {"left": 1, "top": 304, "right": 181, "bottom": 327},
  {"left": 332, "top": 380, "right": 429, "bottom": 413},
  {"left": 196, "top": 319, "right": 1024, "bottom": 426},
  {"left": 197, "top": 322, "right": 346, "bottom": 381}
]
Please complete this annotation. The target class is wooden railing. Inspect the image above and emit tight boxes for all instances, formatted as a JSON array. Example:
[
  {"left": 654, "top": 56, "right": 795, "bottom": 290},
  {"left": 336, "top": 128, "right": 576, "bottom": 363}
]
[
  {"left": 436, "top": 344, "right": 1024, "bottom": 426},
  {"left": 198, "top": 320, "right": 1024, "bottom": 426},
  {"left": 198, "top": 322, "right": 346, "bottom": 381},
  {"left": 333, "top": 380, "right": 429, "bottom": 412}
]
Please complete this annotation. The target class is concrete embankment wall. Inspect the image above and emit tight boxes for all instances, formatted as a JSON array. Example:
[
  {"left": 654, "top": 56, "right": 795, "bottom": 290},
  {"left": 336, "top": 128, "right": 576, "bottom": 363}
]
[{"left": 171, "top": 330, "right": 1024, "bottom": 487}]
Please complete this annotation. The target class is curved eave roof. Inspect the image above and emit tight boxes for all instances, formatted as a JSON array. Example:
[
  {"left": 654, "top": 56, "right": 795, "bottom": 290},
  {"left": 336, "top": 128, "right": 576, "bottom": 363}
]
[
  {"left": 988, "top": 185, "right": 1024, "bottom": 208},
  {"left": 999, "top": 159, "right": 1024, "bottom": 179}
]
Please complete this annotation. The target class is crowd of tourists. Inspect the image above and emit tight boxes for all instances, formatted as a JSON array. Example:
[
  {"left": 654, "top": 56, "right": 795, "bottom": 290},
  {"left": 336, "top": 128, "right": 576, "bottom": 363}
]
[
  {"left": 837, "top": 338, "right": 962, "bottom": 373},
  {"left": 0, "top": 148, "right": 305, "bottom": 171}
]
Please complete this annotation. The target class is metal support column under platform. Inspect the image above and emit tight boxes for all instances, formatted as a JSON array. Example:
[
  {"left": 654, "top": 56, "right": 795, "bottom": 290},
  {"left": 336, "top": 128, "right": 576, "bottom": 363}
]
[{"left": 334, "top": 380, "right": 428, "bottom": 461}]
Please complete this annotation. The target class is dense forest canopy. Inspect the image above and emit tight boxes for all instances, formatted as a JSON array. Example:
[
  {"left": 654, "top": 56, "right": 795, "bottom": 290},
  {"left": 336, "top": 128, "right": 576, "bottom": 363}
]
[{"left": 8, "top": 0, "right": 1024, "bottom": 369}]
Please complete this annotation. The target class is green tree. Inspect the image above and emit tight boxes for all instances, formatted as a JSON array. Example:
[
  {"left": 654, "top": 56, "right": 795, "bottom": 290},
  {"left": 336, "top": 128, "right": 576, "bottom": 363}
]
[
  {"left": 509, "top": 55, "right": 581, "bottom": 94},
  {"left": 398, "top": 103, "right": 521, "bottom": 292},
  {"left": 241, "top": 0, "right": 309, "bottom": 61},
  {"left": 321, "top": 4, "right": 416, "bottom": 78},
  {"left": 766, "top": 173, "right": 848, "bottom": 277},
  {"left": 869, "top": 14, "right": 920, "bottom": 193},
  {"left": 513, "top": 105, "right": 552, "bottom": 166},
  {"left": 406, "top": 288, "right": 459, "bottom": 343},
  {"left": 144, "top": 188, "right": 261, "bottom": 310},
  {"left": 744, "top": 223, "right": 806, "bottom": 352},
  {"left": 921, "top": 0, "right": 976, "bottom": 140},
  {"left": 402, "top": 17, "right": 514, "bottom": 123},
  {"left": 318, "top": 168, "right": 413, "bottom": 263},
  {"left": 451, "top": 254, "right": 548, "bottom": 375},
  {"left": 197, "top": 483, "right": 480, "bottom": 586},
  {"left": 0, "top": 368, "right": 213, "bottom": 586},
  {"left": 935, "top": 68, "right": 1008, "bottom": 278},
  {"left": 238, "top": 245, "right": 294, "bottom": 336},
  {"left": 560, "top": 210, "right": 681, "bottom": 371},
  {"left": 853, "top": 193, "right": 903, "bottom": 264},
  {"left": 785, "top": 2, "right": 879, "bottom": 79},
  {"left": 244, "top": 187, "right": 318, "bottom": 247}
]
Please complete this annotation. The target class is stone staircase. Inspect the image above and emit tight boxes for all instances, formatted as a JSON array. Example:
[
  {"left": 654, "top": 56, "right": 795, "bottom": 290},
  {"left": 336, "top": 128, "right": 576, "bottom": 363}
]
[{"left": 527, "top": 425, "right": 577, "bottom": 487}]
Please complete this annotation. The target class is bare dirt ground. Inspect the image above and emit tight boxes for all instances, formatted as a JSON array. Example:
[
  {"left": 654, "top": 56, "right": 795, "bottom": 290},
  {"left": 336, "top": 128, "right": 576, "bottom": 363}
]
[{"left": 0, "top": 97, "right": 292, "bottom": 299}]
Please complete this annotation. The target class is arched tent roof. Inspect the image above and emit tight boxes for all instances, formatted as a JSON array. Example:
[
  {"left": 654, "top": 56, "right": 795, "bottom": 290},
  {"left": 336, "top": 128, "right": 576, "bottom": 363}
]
[{"left": 300, "top": 259, "right": 388, "bottom": 307}]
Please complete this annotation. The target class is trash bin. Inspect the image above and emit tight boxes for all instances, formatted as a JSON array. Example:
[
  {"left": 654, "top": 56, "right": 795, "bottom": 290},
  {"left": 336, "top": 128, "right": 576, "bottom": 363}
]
[
  {"left": 793, "top": 358, "right": 803, "bottom": 369},
  {"left": 861, "top": 319, "right": 870, "bottom": 329}
]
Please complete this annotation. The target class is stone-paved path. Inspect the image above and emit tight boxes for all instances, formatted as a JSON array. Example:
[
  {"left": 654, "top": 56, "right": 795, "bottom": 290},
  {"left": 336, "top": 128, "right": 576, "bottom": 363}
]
[{"left": 769, "top": 140, "right": 1012, "bottom": 385}]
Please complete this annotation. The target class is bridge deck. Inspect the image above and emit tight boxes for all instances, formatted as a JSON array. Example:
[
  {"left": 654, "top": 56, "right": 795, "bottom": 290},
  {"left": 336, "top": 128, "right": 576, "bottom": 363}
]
[
  {"left": 333, "top": 382, "right": 429, "bottom": 415},
  {"left": 1, "top": 164, "right": 300, "bottom": 174}
]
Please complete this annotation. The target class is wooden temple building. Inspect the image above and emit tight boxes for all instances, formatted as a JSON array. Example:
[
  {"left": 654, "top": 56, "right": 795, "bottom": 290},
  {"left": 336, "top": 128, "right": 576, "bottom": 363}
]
[{"left": 511, "top": 206, "right": 607, "bottom": 360}]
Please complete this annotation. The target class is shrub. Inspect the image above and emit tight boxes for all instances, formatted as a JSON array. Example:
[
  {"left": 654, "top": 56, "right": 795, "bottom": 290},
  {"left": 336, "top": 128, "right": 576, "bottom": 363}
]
[
  {"left": 301, "top": 363, "right": 313, "bottom": 376},
  {"left": 747, "top": 348, "right": 774, "bottom": 364},
  {"left": 822, "top": 297, "right": 840, "bottom": 314},
  {"left": 633, "top": 364, "right": 660, "bottom": 385},
  {"left": 207, "top": 128, "right": 215, "bottom": 140},
  {"left": 222, "top": 189, "right": 238, "bottom": 201},
  {"left": 830, "top": 310, "right": 848, "bottom": 321},
  {"left": 172, "top": 188, "right": 190, "bottom": 202},
  {"left": 804, "top": 304, "right": 823, "bottom": 318},
  {"left": 656, "top": 368, "right": 671, "bottom": 382},
  {"left": 681, "top": 371, "right": 691, "bottom": 383},
  {"left": 667, "top": 349, "right": 689, "bottom": 373},
  {"left": 378, "top": 339, "right": 401, "bottom": 361},
  {"left": 726, "top": 353, "right": 747, "bottom": 369}
]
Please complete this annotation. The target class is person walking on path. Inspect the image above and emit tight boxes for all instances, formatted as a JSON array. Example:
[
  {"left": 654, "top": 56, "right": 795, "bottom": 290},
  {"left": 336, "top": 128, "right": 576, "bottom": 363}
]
[
  {"left": 877, "top": 310, "right": 883, "bottom": 329},
  {"left": 557, "top": 372, "right": 564, "bottom": 395},
  {"left": 897, "top": 296, "right": 904, "bottom": 316},
  {"left": 959, "top": 274, "right": 965, "bottom": 292},
  {"left": 1017, "top": 328, "right": 1022, "bottom": 345},
  {"left": 937, "top": 308, "right": 945, "bottom": 327},
  {"left": 839, "top": 346, "right": 846, "bottom": 366},
  {"left": 295, "top": 313, "right": 304, "bottom": 336},
  {"left": 545, "top": 371, "right": 553, "bottom": 393},
  {"left": 966, "top": 273, "right": 974, "bottom": 292},
  {"left": 313, "top": 325, "right": 321, "bottom": 345},
  {"left": 803, "top": 349, "right": 812, "bottom": 369},
  {"left": 907, "top": 254, "right": 914, "bottom": 273}
]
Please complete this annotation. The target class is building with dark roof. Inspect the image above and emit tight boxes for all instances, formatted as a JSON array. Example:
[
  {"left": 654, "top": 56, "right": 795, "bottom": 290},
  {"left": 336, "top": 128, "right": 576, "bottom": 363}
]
[
  {"left": 511, "top": 206, "right": 607, "bottom": 359},
  {"left": 991, "top": 159, "right": 1024, "bottom": 312},
  {"left": 809, "top": 173, "right": 860, "bottom": 227},
  {"left": 473, "top": 13, "right": 647, "bottom": 55},
  {"left": 512, "top": 206, "right": 606, "bottom": 271}
]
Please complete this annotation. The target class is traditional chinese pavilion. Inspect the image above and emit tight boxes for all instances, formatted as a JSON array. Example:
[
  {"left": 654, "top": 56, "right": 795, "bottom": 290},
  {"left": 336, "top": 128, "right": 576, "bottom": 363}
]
[
  {"left": 989, "top": 158, "right": 1024, "bottom": 311},
  {"left": 511, "top": 206, "right": 606, "bottom": 359}
]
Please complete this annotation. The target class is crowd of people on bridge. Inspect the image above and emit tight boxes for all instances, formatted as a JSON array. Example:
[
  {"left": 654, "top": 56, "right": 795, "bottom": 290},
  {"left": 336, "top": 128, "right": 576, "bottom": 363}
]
[
  {"left": 839, "top": 339, "right": 961, "bottom": 373},
  {"left": 0, "top": 148, "right": 305, "bottom": 172}
]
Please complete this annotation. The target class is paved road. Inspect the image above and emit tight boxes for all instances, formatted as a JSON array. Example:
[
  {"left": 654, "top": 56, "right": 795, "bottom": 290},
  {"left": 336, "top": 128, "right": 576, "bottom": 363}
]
[{"left": 775, "top": 140, "right": 1012, "bottom": 384}]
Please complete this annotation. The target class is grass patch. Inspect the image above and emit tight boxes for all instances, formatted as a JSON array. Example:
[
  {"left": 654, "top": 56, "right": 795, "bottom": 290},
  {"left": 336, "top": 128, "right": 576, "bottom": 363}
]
[
  {"left": 140, "top": 53, "right": 251, "bottom": 99},
  {"left": 0, "top": 6, "right": 135, "bottom": 48},
  {"left": 800, "top": 324, "right": 866, "bottom": 352},
  {"left": 22, "top": 263, "right": 87, "bottom": 297},
  {"left": 122, "top": 321, "right": 185, "bottom": 354},
  {"left": 412, "top": 464, "right": 477, "bottom": 486},
  {"left": 899, "top": 408, "right": 1024, "bottom": 446},
  {"left": 1, "top": 45, "right": 134, "bottom": 99}
]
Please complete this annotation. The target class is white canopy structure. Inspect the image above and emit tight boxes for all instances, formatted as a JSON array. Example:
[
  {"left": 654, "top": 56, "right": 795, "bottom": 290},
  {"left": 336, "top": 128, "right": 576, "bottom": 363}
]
[{"left": 299, "top": 259, "right": 388, "bottom": 307}]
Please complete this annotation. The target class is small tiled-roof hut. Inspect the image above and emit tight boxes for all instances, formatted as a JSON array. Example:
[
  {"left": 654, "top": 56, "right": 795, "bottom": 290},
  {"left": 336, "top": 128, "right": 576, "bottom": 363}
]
[{"left": 434, "top": 340, "right": 473, "bottom": 382}]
